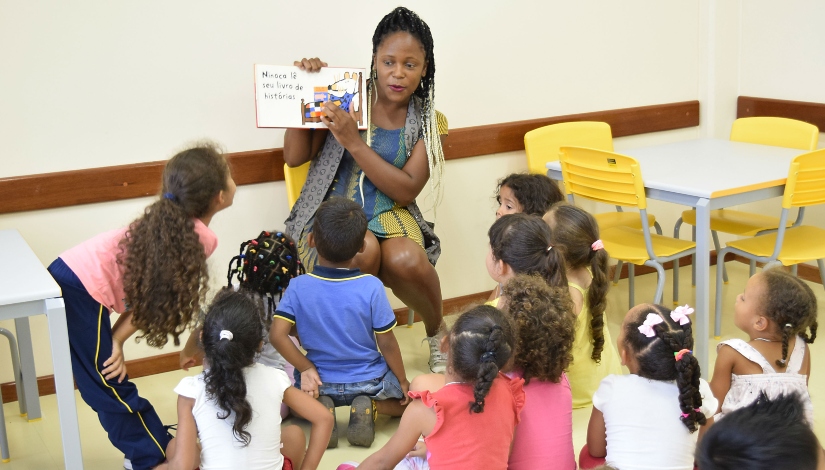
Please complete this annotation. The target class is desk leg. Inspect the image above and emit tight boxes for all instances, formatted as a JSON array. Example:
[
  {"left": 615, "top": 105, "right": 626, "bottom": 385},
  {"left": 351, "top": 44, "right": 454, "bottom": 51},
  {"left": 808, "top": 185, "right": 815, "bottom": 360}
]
[
  {"left": 694, "top": 199, "right": 711, "bottom": 379},
  {"left": 45, "top": 298, "right": 83, "bottom": 469},
  {"left": 13, "top": 317, "right": 41, "bottom": 420}
]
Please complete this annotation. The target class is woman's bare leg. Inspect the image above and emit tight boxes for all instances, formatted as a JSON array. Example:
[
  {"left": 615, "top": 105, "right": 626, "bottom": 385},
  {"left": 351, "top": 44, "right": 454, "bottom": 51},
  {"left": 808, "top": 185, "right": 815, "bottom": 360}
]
[{"left": 352, "top": 231, "right": 381, "bottom": 276}]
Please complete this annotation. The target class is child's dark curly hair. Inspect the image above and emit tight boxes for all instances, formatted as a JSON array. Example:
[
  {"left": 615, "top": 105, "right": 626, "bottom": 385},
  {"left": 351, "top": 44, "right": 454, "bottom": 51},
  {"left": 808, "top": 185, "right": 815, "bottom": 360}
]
[
  {"left": 201, "top": 288, "right": 267, "bottom": 446},
  {"left": 545, "top": 203, "right": 609, "bottom": 362},
  {"left": 119, "top": 142, "right": 231, "bottom": 347},
  {"left": 496, "top": 173, "right": 564, "bottom": 216},
  {"left": 623, "top": 304, "right": 706, "bottom": 433},
  {"left": 448, "top": 305, "right": 516, "bottom": 414},
  {"left": 502, "top": 274, "right": 575, "bottom": 384},
  {"left": 759, "top": 268, "right": 818, "bottom": 367}
]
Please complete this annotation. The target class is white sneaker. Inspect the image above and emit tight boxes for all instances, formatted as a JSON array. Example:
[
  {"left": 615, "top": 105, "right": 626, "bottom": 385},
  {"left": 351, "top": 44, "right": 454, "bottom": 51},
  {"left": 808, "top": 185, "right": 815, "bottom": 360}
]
[{"left": 425, "top": 336, "right": 447, "bottom": 373}]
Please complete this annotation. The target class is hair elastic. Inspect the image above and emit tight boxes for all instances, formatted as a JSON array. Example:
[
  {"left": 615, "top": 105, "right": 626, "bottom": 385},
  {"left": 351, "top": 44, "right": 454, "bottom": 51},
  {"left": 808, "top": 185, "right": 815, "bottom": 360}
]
[
  {"left": 546, "top": 245, "right": 553, "bottom": 252},
  {"left": 674, "top": 349, "right": 692, "bottom": 361},
  {"left": 481, "top": 351, "right": 496, "bottom": 362},
  {"left": 163, "top": 192, "right": 177, "bottom": 202},
  {"left": 219, "top": 330, "right": 233, "bottom": 341},
  {"left": 591, "top": 239, "right": 604, "bottom": 251},
  {"left": 784, "top": 323, "right": 793, "bottom": 329}
]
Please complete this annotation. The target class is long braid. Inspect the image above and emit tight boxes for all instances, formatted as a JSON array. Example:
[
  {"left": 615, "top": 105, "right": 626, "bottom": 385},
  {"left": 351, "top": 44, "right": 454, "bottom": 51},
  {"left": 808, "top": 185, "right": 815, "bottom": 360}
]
[
  {"left": 370, "top": 7, "right": 444, "bottom": 210},
  {"left": 657, "top": 322, "right": 707, "bottom": 433},
  {"left": 471, "top": 325, "right": 503, "bottom": 413}
]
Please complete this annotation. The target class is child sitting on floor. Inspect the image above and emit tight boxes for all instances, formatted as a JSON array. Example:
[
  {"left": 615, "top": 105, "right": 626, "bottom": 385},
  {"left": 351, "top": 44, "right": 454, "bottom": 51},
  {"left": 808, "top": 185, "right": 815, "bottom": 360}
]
[
  {"left": 271, "top": 197, "right": 410, "bottom": 448},
  {"left": 502, "top": 274, "right": 577, "bottom": 470},
  {"left": 709, "top": 268, "right": 818, "bottom": 426},
  {"left": 581, "top": 303, "right": 717, "bottom": 470},
  {"left": 495, "top": 173, "right": 564, "bottom": 218}
]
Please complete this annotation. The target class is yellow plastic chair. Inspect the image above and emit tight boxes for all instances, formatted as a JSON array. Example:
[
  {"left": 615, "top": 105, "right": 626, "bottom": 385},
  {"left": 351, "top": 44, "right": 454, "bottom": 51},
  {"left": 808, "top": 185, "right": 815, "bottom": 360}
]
[
  {"left": 714, "top": 148, "right": 825, "bottom": 336},
  {"left": 284, "top": 162, "right": 311, "bottom": 210},
  {"left": 560, "top": 146, "right": 696, "bottom": 309},
  {"left": 674, "top": 117, "right": 819, "bottom": 284},
  {"left": 525, "top": 121, "right": 661, "bottom": 284}
]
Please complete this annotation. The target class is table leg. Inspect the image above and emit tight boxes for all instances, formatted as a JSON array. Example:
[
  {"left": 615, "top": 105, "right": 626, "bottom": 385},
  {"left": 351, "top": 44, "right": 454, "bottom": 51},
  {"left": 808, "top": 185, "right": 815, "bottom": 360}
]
[
  {"left": 13, "top": 317, "right": 41, "bottom": 420},
  {"left": 45, "top": 298, "right": 83, "bottom": 469},
  {"left": 694, "top": 199, "right": 711, "bottom": 379}
]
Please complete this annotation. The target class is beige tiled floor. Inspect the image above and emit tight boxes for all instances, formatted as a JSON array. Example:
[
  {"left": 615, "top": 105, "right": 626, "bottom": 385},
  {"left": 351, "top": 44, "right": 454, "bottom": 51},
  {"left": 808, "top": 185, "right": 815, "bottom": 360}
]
[{"left": 2, "top": 262, "right": 824, "bottom": 469}]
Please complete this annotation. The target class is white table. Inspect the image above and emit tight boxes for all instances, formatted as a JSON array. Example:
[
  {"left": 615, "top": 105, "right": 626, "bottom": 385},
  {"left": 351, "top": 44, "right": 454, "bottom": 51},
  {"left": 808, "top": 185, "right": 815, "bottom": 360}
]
[
  {"left": 0, "top": 229, "right": 83, "bottom": 468},
  {"left": 547, "top": 139, "right": 802, "bottom": 377}
]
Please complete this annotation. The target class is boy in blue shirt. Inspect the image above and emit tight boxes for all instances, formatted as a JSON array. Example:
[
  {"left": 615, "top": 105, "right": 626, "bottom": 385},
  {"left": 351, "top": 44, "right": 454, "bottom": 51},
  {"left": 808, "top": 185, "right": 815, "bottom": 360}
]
[{"left": 271, "top": 197, "right": 409, "bottom": 448}]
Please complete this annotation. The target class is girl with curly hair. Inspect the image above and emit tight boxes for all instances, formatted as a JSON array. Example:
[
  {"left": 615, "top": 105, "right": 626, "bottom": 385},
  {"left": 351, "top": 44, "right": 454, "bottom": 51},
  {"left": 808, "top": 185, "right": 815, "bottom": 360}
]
[
  {"left": 283, "top": 6, "right": 449, "bottom": 373},
  {"left": 47, "top": 142, "right": 235, "bottom": 470},
  {"left": 580, "top": 304, "right": 718, "bottom": 470},
  {"left": 160, "top": 289, "right": 332, "bottom": 470},
  {"left": 545, "top": 203, "right": 622, "bottom": 408},
  {"left": 709, "top": 268, "right": 817, "bottom": 426},
  {"left": 494, "top": 172, "right": 564, "bottom": 218},
  {"left": 501, "top": 274, "right": 577, "bottom": 470}
]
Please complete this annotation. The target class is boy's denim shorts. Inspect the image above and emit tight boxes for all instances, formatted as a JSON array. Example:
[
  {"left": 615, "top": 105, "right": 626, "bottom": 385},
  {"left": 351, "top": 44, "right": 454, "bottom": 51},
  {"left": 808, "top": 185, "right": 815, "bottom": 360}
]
[{"left": 294, "top": 369, "right": 404, "bottom": 407}]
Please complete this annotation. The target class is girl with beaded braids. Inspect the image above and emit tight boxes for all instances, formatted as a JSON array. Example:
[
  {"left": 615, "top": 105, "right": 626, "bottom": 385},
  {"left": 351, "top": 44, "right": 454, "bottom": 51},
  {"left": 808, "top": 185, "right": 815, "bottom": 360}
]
[
  {"left": 283, "top": 6, "right": 449, "bottom": 373},
  {"left": 47, "top": 142, "right": 235, "bottom": 470},
  {"left": 545, "top": 203, "right": 622, "bottom": 408},
  {"left": 160, "top": 288, "right": 332, "bottom": 470},
  {"left": 709, "top": 268, "right": 817, "bottom": 427},
  {"left": 580, "top": 304, "right": 717, "bottom": 470},
  {"left": 348, "top": 305, "right": 525, "bottom": 470}
]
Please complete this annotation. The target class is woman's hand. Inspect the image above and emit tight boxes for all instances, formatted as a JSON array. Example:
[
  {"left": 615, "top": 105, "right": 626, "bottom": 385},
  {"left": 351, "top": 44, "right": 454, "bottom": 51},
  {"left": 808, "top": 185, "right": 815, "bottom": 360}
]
[
  {"left": 321, "top": 102, "right": 363, "bottom": 150},
  {"left": 294, "top": 58, "right": 327, "bottom": 72}
]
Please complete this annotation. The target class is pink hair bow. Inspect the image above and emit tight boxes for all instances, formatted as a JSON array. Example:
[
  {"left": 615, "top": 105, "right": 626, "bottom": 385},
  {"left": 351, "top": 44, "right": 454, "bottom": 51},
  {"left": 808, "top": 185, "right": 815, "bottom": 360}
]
[
  {"left": 671, "top": 305, "right": 694, "bottom": 325},
  {"left": 638, "top": 313, "right": 664, "bottom": 337},
  {"left": 591, "top": 239, "right": 604, "bottom": 251}
]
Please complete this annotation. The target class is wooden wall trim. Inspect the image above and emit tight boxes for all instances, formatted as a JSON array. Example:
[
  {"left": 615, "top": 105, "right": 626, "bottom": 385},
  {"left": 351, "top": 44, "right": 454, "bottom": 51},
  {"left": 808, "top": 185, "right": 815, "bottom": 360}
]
[
  {"left": 0, "top": 101, "right": 699, "bottom": 215},
  {"left": 737, "top": 96, "right": 825, "bottom": 131}
]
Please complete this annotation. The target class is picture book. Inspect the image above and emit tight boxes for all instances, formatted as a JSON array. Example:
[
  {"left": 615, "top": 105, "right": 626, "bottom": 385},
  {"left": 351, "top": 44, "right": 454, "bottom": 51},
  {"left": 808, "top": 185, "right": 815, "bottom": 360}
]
[{"left": 254, "top": 64, "right": 367, "bottom": 129}]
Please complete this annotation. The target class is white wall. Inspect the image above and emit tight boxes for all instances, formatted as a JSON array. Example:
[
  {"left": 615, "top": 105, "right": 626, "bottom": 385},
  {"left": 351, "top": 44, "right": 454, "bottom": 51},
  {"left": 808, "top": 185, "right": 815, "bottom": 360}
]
[{"left": 2, "top": 0, "right": 706, "bottom": 382}]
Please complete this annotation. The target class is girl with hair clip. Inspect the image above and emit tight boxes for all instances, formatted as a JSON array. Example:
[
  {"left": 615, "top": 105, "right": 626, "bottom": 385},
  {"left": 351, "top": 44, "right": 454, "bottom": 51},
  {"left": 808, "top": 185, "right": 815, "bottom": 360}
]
[
  {"left": 283, "top": 6, "right": 449, "bottom": 373},
  {"left": 580, "top": 304, "right": 718, "bottom": 470},
  {"left": 486, "top": 213, "right": 570, "bottom": 307},
  {"left": 494, "top": 173, "right": 564, "bottom": 218},
  {"left": 47, "top": 142, "right": 235, "bottom": 470},
  {"left": 338, "top": 305, "right": 525, "bottom": 470},
  {"left": 709, "top": 268, "right": 818, "bottom": 426},
  {"left": 544, "top": 203, "right": 622, "bottom": 408},
  {"left": 160, "top": 289, "right": 332, "bottom": 470},
  {"left": 501, "top": 274, "right": 577, "bottom": 470}
]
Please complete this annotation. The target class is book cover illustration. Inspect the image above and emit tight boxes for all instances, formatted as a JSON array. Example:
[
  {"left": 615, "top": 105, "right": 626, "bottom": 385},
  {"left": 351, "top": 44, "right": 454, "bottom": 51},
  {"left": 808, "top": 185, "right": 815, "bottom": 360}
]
[{"left": 254, "top": 64, "right": 366, "bottom": 129}]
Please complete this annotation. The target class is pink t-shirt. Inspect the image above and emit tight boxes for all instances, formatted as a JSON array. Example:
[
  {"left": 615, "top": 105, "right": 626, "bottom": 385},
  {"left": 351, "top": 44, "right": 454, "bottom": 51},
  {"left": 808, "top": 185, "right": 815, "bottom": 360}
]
[
  {"left": 410, "top": 373, "right": 525, "bottom": 470},
  {"left": 59, "top": 219, "right": 217, "bottom": 313},
  {"left": 507, "top": 371, "right": 576, "bottom": 470}
]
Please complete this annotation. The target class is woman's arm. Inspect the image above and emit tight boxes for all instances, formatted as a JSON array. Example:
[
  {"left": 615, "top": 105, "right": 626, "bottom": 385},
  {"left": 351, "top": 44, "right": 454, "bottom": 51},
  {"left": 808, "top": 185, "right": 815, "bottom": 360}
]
[
  {"left": 358, "top": 400, "right": 434, "bottom": 470},
  {"left": 283, "top": 129, "right": 329, "bottom": 167},
  {"left": 709, "top": 345, "right": 735, "bottom": 414},
  {"left": 282, "top": 387, "right": 333, "bottom": 470},
  {"left": 322, "top": 104, "right": 431, "bottom": 206},
  {"left": 586, "top": 407, "right": 607, "bottom": 458}
]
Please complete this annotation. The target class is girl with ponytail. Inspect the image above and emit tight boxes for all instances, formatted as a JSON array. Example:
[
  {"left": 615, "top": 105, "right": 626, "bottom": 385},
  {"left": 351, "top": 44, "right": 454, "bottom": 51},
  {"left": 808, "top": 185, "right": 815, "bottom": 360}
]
[
  {"left": 709, "top": 268, "right": 817, "bottom": 427},
  {"left": 48, "top": 142, "right": 235, "bottom": 470},
  {"left": 348, "top": 305, "right": 524, "bottom": 470},
  {"left": 486, "top": 213, "right": 570, "bottom": 308},
  {"left": 161, "top": 289, "right": 332, "bottom": 470},
  {"left": 580, "top": 304, "right": 717, "bottom": 470},
  {"left": 544, "top": 203, "right": 622, "bottom": 408}
]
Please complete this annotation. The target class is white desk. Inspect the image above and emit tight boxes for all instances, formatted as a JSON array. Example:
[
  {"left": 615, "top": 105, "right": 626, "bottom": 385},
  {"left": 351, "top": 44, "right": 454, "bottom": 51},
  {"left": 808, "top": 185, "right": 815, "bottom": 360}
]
[
  {"left": 547, "top": 139, "right": 802, "bottom": 377},
  {"left": 0, "top": 230, "right": 83, "bottom": 468}
]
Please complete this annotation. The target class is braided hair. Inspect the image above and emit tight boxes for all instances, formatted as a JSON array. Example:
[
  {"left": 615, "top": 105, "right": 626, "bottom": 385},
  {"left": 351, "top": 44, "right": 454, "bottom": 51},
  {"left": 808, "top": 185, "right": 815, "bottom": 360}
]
[
  {"left": 623, "top": 304, "right": 707, "bottom": 433},
  {"left": 369, "top": 6, "right": 444, "bottom": 208},
  {"left": 545, "top": 203, "right": 609, "bottom": 362},
  {"left": 489, "top": 213, "right": 569, "bottom": 288},
  {"left": 201, "top": 288, "right": 267, "bottom": 446},
  {"left": 759, "top": 268, "right": 818, "bottom": 367},
  {"left": 448, "top": 305, "right": 515, "bottom": 413},
  {"left": 227, "top": 230, "right": 304, "bottom": 316}
]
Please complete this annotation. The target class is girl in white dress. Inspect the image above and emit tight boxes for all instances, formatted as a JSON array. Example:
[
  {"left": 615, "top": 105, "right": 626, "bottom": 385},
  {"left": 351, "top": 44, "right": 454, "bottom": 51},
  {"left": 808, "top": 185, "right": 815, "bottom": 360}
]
[
  {"left": 158, "top": 289, "right": 333, "bottom": 470},
  {"left": 709, "top": 268, "right": 818, "bottom": 426}
]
